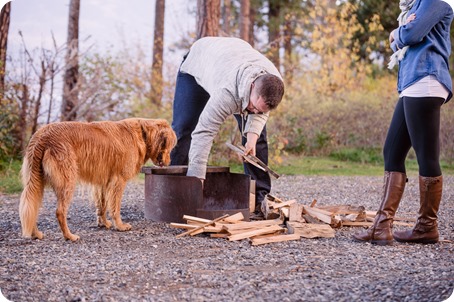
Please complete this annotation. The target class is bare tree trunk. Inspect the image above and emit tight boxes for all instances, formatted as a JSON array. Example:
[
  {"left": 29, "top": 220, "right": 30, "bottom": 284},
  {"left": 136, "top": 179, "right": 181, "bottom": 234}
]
[
  {"left": 17, "top": 84, "right": 29, "bottom": 152},
  {"left": 283, "top": 14, "right": 293, "bottom": 83},
  {"left": 0, "top": 2, "right": 11, "bottom": 99},
  {"left": 268, "top": 0, "right": 281, "bottom": 68},
  {"left": 248, "top": 0, "right": 257, "bottom": 47},
  {"left": 222, "top": 0, "right": 231, "bottom": 35},
  {"left": 150, "top": 0, "right": 165, "bottom": 106},
  {"left": 240, "top": 0, "right": 251, "bottom": 44},
  {"left": 61, "top": 0, "right": 80, "bottom": 121},
  {"left": 31, "top": 59, "right": 46, "bottom": 135},
  {"left": 196, "top": 0, "right": 220, "bottom": 39}
]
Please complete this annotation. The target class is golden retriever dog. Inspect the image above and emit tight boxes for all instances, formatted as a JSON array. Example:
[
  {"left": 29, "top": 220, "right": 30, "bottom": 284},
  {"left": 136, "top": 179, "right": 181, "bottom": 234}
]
[{"left": 19, "top": 118, "right": 176, "bottom": 241}]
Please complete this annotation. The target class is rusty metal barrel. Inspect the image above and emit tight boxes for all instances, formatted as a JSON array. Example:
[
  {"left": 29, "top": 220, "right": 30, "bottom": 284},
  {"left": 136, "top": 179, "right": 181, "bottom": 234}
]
[{"left": 141, "top": 166, "right": 251, "bottom": 223}]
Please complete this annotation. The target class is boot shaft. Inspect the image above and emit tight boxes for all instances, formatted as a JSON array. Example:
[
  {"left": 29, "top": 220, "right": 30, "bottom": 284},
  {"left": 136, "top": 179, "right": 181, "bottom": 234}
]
[
  {"left": 418, "top": 175, "right": 443, "bottom": 222},
  {"left": 377, "top": 171, "right": 407, "bottom": 218}
]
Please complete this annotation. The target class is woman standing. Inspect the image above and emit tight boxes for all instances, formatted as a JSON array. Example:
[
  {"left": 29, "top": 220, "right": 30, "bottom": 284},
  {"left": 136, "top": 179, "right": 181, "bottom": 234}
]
[{"left": 353, "top": 0, "right": 453, "bottom": 245}]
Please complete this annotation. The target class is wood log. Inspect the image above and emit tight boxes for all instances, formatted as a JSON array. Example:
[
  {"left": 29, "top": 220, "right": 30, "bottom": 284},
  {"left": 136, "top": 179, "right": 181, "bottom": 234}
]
[{"left": 251, "top": 234, "right": 301, "bottom": 246}]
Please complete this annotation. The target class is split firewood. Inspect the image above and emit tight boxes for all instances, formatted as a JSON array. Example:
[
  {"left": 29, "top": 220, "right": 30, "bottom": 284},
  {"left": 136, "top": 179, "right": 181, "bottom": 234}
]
[
  {"left": 225, "top": 143, "right": 280, "bottom": 178},
  {"left": 288, "top": 203, "right": 305, "bottom": 222},
  {"left": 270, "top": 199, "right": 296, "bottom": 209},
  {"left": 176, "top": 214, "right": 229, "bottom": 238},
  {"left": 302, "top": 205, "right": 342, "bottom": 228},
  {"left": 228, "top": 225, "right": 284, "bottom": 241},
  {"left": 221, "top": 218, "right": 283, "bottom": 233},
  {"left": 266, "top": 194, "right": 285, "bottom": 203},
  {"left": 251, "top": 234, "right": 301, "bottom": 246},
  {"left": 342, "top": 221, "right": 415, "bottom": 227},
  {"left": 280, "top": 207, "right": 289, "bottom": 218},
  {"left": 222, "top": 212, "right": 245, "bottom": 223},
  {"left": 169, "top": 223, "right": 198, "bottom": 230},
  {"left": 251, "top": 229, "right": 288, "bottom": 239},
  {"left": 286, "top": 221, "right": 335, "bottom": 238},
  {"left": 210, "top": 233, "right": 229, "bottom": 238},
  {"left": 183, "top": 215, "right": 211, "bottom": 224},
  {"left": 302, "top": 213, "right": 321, "bottom": 224},
  {"left": 261, "top": 201, "right": 280, "bottom": 220},
  {"left": 317, "top": 204, "right": 365, "bottom": 215},
  {"left": 365, "top": 211, "right": 417, "bottom": 222}
]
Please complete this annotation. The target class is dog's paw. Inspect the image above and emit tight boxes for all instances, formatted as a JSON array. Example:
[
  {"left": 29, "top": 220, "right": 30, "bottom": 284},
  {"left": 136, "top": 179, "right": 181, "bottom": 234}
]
[
  {"left": 32, "top": 231, "right": 44, "bottom": 240},
  {"left": 116, "top": 223, "right": 132, "bottom": 232},
  {"left": 65, "top": 234, "right": 80, "bottom": 242},
  {"left": 97, "top": 219, "right": 112, "bottom": 229}
]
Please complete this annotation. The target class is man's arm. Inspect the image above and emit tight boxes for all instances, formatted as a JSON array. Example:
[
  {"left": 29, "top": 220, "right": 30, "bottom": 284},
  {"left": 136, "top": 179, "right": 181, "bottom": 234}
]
[{"left": 187, "top": 90, "right": 239, "bottom": 179}]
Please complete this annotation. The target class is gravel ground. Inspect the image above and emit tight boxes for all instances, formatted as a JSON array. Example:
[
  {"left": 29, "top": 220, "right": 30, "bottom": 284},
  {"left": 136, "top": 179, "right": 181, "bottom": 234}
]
[{"left": 0, "top": 174, "right": 453, "bottom": 302}]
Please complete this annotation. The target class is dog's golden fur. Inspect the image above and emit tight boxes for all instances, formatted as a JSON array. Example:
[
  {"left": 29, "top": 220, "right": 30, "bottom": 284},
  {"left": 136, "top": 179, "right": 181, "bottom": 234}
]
[{"left": 19, "top": 118, "right": 176, "bottom": 241}]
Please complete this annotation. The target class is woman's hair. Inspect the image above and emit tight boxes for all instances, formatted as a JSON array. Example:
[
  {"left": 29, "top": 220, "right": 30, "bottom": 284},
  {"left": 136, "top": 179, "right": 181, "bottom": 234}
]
[{"left": 254, "top": 74, "right": 285, "bottom": 110}]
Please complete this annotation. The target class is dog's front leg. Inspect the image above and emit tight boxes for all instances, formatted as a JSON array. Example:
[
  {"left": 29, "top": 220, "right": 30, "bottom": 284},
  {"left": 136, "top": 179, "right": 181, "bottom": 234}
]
[{"left": 106, "top": 178, "right": 132, "bottom": 232}]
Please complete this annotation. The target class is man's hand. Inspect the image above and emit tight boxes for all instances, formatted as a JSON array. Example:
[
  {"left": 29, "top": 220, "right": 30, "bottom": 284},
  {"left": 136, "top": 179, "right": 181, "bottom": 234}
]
[{"left": 244, "top": 132, "right": 259, "bottom": 156}]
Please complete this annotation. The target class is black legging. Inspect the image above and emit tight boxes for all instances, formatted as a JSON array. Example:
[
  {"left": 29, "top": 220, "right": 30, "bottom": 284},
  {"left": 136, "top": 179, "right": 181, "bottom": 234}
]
[{"left": 383, "top": 96, "right": 445, "bottom": 177}]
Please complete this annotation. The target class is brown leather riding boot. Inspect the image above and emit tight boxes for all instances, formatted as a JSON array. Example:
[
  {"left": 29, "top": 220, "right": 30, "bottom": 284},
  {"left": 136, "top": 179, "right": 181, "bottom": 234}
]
[
  {"left": 352, "top": 171, "right": 407, "bottom": 245},
  {"left": 393, "top": 175, "right": 442, "bottom": 244}
]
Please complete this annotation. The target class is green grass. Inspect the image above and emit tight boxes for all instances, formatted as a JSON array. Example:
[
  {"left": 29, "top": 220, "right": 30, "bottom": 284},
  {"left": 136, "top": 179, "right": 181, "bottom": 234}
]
[
  {"left": 2, "top": 155, "right": 454, "bottom": 194},
  {"left": 0, "top": 159, "right": 22, "bottom": 194},
  {"left": 229, "top": 154, "right": 454, "bottom": 177}
]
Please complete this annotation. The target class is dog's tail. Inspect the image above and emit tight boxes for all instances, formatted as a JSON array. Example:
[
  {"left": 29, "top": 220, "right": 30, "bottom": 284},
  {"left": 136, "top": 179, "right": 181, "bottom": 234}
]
[{"left": 19, "top": 134, "right": 46, "bottom": 238}]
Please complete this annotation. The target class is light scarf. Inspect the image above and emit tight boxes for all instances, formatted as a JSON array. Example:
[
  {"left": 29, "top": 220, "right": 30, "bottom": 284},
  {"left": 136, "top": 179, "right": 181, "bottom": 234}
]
[{"left": 388, "top": 0, "right": 417, "bottom": 69}]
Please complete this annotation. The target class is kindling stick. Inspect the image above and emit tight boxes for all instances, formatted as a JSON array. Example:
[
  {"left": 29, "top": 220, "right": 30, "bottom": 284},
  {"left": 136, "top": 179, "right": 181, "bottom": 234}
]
[{"left": 176, "top": 214, "right": 230, "bottom": 238}]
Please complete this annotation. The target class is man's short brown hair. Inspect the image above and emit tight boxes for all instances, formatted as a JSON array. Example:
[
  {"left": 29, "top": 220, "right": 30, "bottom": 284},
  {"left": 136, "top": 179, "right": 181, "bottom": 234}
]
[{"left": 254, "top": 74, "right": 285, "bottom": 110}]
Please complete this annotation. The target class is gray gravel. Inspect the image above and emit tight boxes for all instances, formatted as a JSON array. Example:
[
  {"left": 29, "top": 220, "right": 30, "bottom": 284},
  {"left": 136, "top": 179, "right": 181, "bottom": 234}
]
[{"left": 0, "top": 174, "right": 453, "bottom": 302}]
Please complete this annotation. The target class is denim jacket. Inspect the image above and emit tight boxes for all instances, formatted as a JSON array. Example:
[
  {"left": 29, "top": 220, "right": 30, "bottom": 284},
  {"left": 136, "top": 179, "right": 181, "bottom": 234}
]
[{"left": 391, "top": 0, "right": 453, "bottom": 102}]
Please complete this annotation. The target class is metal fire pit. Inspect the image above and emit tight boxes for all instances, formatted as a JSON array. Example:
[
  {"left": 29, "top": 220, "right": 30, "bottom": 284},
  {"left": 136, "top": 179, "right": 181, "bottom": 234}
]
[{"left": 141, "top": 165, "right": 250, "bottom": 223}]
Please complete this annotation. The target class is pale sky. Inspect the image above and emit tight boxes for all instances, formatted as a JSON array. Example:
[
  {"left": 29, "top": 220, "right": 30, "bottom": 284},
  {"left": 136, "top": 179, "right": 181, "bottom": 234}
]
[{"left": 3, "top": 0, "right": 196, "bottom": 67}]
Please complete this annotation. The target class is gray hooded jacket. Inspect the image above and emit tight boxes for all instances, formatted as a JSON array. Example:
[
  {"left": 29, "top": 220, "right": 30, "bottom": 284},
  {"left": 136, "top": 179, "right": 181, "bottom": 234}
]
[{"left": 179, "top": 37, "right": 283, "bottom": 179}]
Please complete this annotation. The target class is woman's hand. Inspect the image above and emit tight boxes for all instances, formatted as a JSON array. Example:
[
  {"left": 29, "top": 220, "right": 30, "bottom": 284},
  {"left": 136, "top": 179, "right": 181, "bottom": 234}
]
[
  {"left": 389, "top": 29, "right": 395, "bottom": 44},
  {"left": 390, "top": 13, "right": 416, "bottom": 44},
  {"left": 405, "top": 13, "right": 416, "bottom": 24}
]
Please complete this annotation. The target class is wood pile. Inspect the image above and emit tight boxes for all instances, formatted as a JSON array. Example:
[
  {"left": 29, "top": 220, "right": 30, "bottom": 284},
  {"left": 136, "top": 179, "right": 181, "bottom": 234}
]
[{"left": 171, "top": 194, "right": 415, "bottom": 246}]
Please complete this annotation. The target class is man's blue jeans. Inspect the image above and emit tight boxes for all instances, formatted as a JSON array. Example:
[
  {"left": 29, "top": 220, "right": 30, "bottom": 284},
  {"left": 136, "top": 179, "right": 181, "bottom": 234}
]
[{"left": 170, "top": 70, "right": 271, "bottom": 206}]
